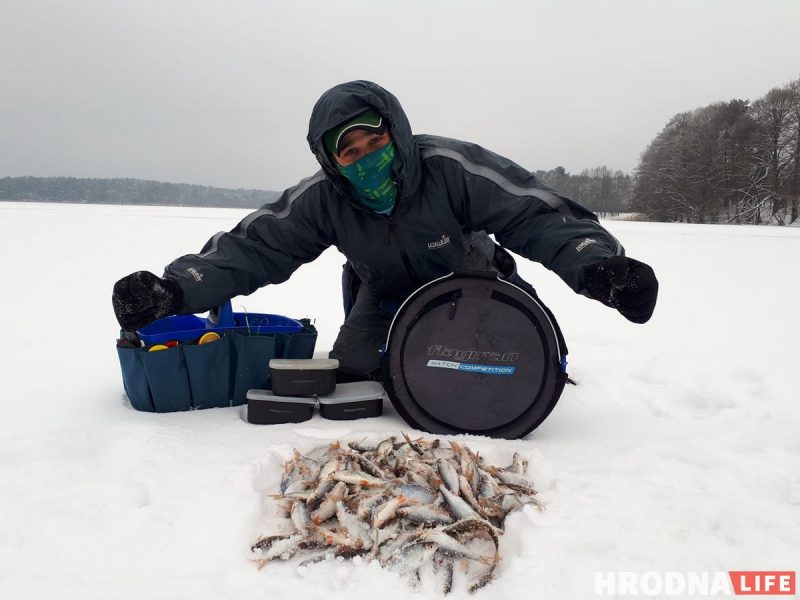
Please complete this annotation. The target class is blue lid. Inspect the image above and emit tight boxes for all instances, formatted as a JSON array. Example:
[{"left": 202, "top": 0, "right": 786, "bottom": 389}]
[{"left": 137, "top": 301, "right": 304, "bottom": 344}]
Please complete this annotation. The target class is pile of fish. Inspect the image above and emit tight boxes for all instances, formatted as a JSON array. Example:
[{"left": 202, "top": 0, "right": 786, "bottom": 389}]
[{"left": 251, "top": 434, "right": 543, "bottom": 594}]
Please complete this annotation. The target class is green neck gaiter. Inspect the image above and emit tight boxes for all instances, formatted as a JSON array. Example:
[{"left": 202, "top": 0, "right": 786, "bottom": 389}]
[{"left": 336, "top": 141, "right": 397, "bottom": 214}]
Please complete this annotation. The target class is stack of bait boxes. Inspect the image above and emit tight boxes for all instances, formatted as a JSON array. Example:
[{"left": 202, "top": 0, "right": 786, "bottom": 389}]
[{"left": 247, "top": 359, "right": 385, "bottom": 424}]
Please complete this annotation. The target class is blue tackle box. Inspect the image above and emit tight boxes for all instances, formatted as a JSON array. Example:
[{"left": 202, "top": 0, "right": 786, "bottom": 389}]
[
  {"left": 136, "top": 301, "right": 304, "bottom": 344},
  {"left": 116, "top": 301, "right": 317, "bottom": 413}
]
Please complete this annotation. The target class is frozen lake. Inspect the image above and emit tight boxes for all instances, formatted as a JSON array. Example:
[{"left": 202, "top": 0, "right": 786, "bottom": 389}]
[{"left": 0, "top": 201, "right": 798, "bottom": 599}]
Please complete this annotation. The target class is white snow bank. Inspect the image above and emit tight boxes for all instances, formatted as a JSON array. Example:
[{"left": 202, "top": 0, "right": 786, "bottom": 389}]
[{"left": 0, "top": 202, "right": 798, "bottom": 599}]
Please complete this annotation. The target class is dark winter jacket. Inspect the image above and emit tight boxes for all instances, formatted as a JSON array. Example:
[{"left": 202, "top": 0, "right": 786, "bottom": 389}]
[{"left": 164, "top": 80, "right": 623, "bottom": 314}]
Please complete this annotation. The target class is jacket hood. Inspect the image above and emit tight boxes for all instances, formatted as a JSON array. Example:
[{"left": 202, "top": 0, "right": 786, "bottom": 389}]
[{"left": 307, "top": 80, "right": 421, "bottom": 204}]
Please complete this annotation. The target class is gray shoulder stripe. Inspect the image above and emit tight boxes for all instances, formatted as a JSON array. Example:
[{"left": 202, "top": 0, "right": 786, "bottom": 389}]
[
  {"left": 238, "top": 171, "right": 327, "bottom": 230},
  {"left": 290, "top": 170, "right": 328, "bottom": 200},
  {"left": 421, "top": 146, "right": 570, "bottom": 214},
  {"left": 197, "top": 171, "right": 327, "bottom": 259},
  {"left": 197, "top": 231, "right": 226, "bottom": 259}
]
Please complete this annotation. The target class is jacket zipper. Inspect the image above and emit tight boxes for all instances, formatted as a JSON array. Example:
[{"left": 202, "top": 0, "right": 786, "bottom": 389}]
[{"left": 388, "top": 217, "right": 420, "bottom": 285}]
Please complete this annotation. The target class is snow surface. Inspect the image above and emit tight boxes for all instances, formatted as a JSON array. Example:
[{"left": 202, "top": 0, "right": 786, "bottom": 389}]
[{"left": 1, "top": 201, "right": 798, "bottom": 599}]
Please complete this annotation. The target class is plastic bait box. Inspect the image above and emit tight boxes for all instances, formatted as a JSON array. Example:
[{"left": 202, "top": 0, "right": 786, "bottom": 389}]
[
  {"left": 269, "top": 358, "right": 339, "bottom": 396},
  {"left": 246, "top": 390, "right": 316, "bottom": 424},
  {"left": 318, "top": 381, "right": 385, "bottom": 420}
]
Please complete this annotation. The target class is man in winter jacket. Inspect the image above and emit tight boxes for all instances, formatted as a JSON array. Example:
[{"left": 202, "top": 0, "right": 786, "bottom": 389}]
[{"left": 112, "top": 80, "right": 658, "bottom": 381}]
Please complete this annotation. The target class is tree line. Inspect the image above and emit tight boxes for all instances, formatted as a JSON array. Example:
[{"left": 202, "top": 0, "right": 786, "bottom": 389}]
[
  {"left": 535, "top": 166, "right": 632, "bottom": 216},
  {"left": 6, "top": 75, "right": 800, "bottom": 228},
  {"left": 631, "top": 76, "right": 800, "bottom": 225},
  {"left": 0, "top": 177, "right": 280, "bottom": 209},
  {"left": 4, "top": 172, "right": 635, "bottom": 216}
]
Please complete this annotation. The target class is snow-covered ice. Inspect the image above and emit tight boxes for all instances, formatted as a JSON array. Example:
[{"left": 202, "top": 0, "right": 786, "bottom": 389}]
[{"left": 0, "top": 201, "right": 798, "bottom": 599}]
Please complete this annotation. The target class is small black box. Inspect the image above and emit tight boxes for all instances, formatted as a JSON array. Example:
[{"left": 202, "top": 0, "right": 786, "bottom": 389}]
[
  {"left": 246, "top": 389, "right": 316, "bottom": 424},
  {"left": 269, "top": 358, "right": 338, "bottom": 396},
  {"left": 318, "top": 381, "right": 385, "bottom": 420}
]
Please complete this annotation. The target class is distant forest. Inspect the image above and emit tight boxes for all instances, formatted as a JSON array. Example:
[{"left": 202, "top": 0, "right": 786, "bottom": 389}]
[
  {"left": 0, "top": 177, "right": 280, "bottom": 209},
  {"left": 2, "top": 172, "right": 633, "bottom": 215},
  {"left": 536, "top": 166, "right": 632, "bottom": 217},
  {"left": 5, "top": 74, "right": 799, "bottom": 228}
]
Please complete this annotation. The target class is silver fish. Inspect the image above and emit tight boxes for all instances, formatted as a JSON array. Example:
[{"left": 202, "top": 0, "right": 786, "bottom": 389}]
[
  {"left": 290, "top": 501, "right": 310, "bottom": 537},
  {"left": 376, "top": 436, "right": 395, "bottom": 458},
  {"left": 490, "top": 466, "right": 536, "bottom": 491},
  {"left": 282, "top": 480, "right": 314, "bottom": 496},
  {"left": 401, "top": 432, "right": 425, "bottom": 456},
  {"left": 356, "top": 490, "right": 386, "bottom": 522},
  {"left": 458, "top": 473, "right": 485, "bottom": 515},
  {"left": 405, "top": 470, "right": 430, "bottom": 487},
  {"left": 336, "top": 501, "right": 372, "bottom": 548},
  {"left": 433, "top": 552, "right": 455, "bottom": 595},
  {"left": 251, "top": 534, "right": 286, "bottom": 553},
  {"left": 502, "top": 492, "right": 545, "bottom": 512},
  {"left": 499, "top": 480, "right": 538, "bottom": 496},
  {"left": 439, "top": 484, "right": 480, "bottom": 520},
  {"left": 396, "top": 505, "right": 454, "bottom": 526},
  {"left": 305, "top": 476, "right": 336, "bottom": 510},
  {"left": 477, "top": 497, "right": 507, "bottom": 519},
  {"left": 316, "top": 527, "right": 357, "bottom": 548},
  {"left": 510, "top": 451, "right": 527, "bottom": 474},
  {"left": 376, "top": 530, "right": 424, "bottom": 565},
  {"left": 451, "top": 441, "right": 480, "bottom": 495},
  {"left": 443, "top": 517, "right": 500, "bottom": 548},
  {"left": 279, "top": 469, "right": 300, "bottom": 495},
  {"left": 318, "top": 458, "right": 344, "bottom": 481},
  {"left": 364, "top": 520, "right": 403, "bottom": 563},
  {"left": 297, "top": 549, "right": 335, "bottom": 568},
  {"left": 408, "top": 458, "right": 438, "bottom": 476},
  {"left": 469, "top": 561, "right": 498, "bottom": 593},
  {"left": 295, "top": 450, "right": 321, "bottom": 481},
  {"left": 437, "top": 458, "right": 461, "bottom": 494},
  {"left": 418, "top": 529, "right": 494, "bottom": 565},
  {"left": 251, "top": 533, "right": 305, "bottom": 562},
  {"left": 341, "top": 450, "right": 386, "bottom": 479},
  {"left": 334, "top": 546, "right": 370, "bottom": 560},
  {"left": 373, "top": 494, "right": 410, "bottom": 528},
  {"left": 310, "top": 481, "right": 347, "bottom": 525},
  {"left": 330, "top": 470, "right": 385, "bottom": 487},
  {"left": 393, "top": 482, "right": 438, "bottom": 505},
  {"left": 478, "top": 468, "right": 501, "bottom": 499},
  {"left": 384, "top": 541, "right": 437, "bottom": 574},
  {"left": 432, "top": 447, "right": 457, "bottom": 461},
  {"left": 348, "top": 439, "right": 377, "bottom": 453},
  {"left": 372, "top": 518, "right": 401, "bottom": 548}
]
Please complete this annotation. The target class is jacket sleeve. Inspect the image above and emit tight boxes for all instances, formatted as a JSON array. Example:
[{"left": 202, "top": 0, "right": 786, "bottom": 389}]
[
  {"left": 421, "top": 139, "right": 624, "bottom": 294},
  {"left": 163, "top": 172, "right": 334, "bottom": 314}
]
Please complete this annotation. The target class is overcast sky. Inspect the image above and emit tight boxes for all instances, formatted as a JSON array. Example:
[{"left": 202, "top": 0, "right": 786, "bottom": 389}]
[{"left": 2, "top": 0, "right": 799, "bottom": 191}]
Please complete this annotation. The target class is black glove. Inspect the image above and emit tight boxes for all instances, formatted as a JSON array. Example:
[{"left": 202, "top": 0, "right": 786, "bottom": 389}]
[
  {"left": 112, "top": 271, "right": 183, "bottom": 331},
  {"left": 583, "top": 256, "right": 658, "bottom": 324}
]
